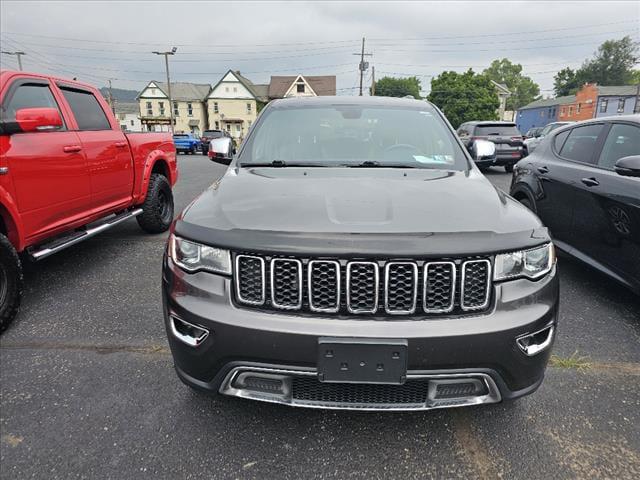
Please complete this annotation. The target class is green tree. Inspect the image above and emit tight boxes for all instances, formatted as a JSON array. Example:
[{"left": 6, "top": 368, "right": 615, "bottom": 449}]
[
  {"left": 428, "top": 70, "right": 499, "bottom": 128},
  {"left": 554, "top": 36, "right": 639, "bottom": 95},
  {"left": 373, "top": 76, "right": 421, "bottom": 99},
  {"left": 482, "top": 58, "right": 540, "bottom": 110}
]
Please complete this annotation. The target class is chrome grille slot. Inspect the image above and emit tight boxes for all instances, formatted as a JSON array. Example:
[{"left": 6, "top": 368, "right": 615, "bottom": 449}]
[
  {"left": 424, "top": 261, "right": 456, "bottom": 313},
  {"left": 308, "top": 260, "right": 340, "bottom": 313},
  {"left": 346, "top": 262, "right": 379, "bottom": 314},
  {"left": 385, "top": 262, "right": 418, "bottom": 314},
  {"left": 235, "top": 255, "right": 265, "bottom": 305},
  {"left": 270, "top": 259, "right": 302, "bottom": 310},
  {"left": 461, "top": 260, "right": 491, "bottom": 311}
]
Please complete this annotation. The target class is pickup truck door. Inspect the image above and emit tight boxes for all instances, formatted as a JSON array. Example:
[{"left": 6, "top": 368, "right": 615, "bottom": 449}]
[
  {"left": 0, "top": 79, "right": 92, "bottom": 239},
  {"left": 56, "top": 84, "right": 134, "bottom": 211}
]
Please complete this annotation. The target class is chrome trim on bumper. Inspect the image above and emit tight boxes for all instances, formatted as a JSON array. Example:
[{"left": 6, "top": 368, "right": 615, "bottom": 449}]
[
  {"left": 219, "top": 366, "right": 502, "bottom": 411},
  {"left": 516, "top": 324, "right": 555, "bottom": 356}
]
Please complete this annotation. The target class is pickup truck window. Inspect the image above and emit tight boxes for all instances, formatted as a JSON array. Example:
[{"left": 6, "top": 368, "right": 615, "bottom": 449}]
[
  {"left": 241, "top": 105, "right": 467, "bottom": 170},
  {"left": 59, "top": 87, "right": 110, "bottom": 131},
  {"left": 3, "top": 83, "right": 63, "bottom": 123}
]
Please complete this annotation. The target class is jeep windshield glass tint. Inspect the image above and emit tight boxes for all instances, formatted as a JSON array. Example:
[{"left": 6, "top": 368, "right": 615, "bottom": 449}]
[
  {"left": 475, "top": 125, "right": 520, "bottom": 136},
  {"left": 239, "top": 104, "right": 468, "bottom": 170}
]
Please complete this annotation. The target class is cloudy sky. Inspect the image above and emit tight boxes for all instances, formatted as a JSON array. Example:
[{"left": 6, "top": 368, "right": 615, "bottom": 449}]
[{"left": 1, "top": 1, "right": 638, "bottom": 97}]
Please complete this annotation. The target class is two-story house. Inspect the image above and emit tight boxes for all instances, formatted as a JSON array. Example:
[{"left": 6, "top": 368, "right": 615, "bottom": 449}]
[
  {"left": 595, "top": 86, "right": 639, "bottom": 117},
  {"left": 114, "top": 102, "right": 142, "bottom": 132},
  {"left": 206, "top": 70, "right": 269, "bottom": 142},
  {"left": 138, "top": 81, "right": 210, "bottom": 134}
]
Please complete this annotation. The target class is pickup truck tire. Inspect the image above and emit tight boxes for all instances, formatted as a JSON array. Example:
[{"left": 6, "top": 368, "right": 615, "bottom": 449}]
[
  {"left": 137, "top": 173, "right": 174, "bottom": 233},
  {"left": 0, "top": 233, "right": 23, "bottom": 334}
]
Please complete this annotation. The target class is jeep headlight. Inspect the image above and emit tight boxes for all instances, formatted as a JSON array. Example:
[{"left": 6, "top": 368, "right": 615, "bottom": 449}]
[
  {"left": 169, "top": 234, "right": 231, "bottom": 275},
  {"left": 494, "top": 243, "right": 555, "bottom": 281}
]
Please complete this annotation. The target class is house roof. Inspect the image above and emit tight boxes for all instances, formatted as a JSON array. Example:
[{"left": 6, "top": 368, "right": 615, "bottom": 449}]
[
  {"left": 490, "top": 80, "right": 511, "bottom": 95},
  {"left": 114, "top": 102, "right": 139, "bottom": 115},
  {"left": 519, "top": 95, "right": 576, "bottom": 111},
  {"left": 142, "top": 81, "right": 211, "bottom": 101},
  {"left": 597, "top": 85, "right": 638, "bottom": 97},
  {"left": 233, "top": 70, "right": 269, "bottom": 101},
  {"left": 268, "top": 75, "right": 337, "bottom": 98}
]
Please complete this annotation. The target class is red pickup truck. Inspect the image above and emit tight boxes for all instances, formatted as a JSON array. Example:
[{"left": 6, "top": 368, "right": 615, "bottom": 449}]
[{"left": 0, "top": 70, "right": 178, "bottom": 332}]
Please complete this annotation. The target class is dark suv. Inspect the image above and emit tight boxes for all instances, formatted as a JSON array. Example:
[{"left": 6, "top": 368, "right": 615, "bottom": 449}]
[
  {"left": 457, "top": 121, "right": 524, "bottom": 172},
  {"left": 163, "top": 97, "right": 559, "bottom": 411}
]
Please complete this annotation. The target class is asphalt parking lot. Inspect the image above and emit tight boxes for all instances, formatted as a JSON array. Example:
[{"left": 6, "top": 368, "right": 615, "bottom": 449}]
[{"left": 1, "top": 155, "right": 639, "bottom": 479}]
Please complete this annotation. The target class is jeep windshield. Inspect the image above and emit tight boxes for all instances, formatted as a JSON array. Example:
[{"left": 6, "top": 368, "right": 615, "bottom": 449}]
[{"left": 238, "top": 103, "right": 468, "bottom": 170}]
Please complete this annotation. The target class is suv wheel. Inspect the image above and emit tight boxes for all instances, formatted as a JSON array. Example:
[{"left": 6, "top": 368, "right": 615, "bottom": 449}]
[
  {"left": 504, "top": 164, "right": 514, "bottom": 173},
  {"left": 0, "top": 233, "right": 23, "bottom": 334},
  {"left": 137, "top": 173, "right": 174, "bottom": 233}
]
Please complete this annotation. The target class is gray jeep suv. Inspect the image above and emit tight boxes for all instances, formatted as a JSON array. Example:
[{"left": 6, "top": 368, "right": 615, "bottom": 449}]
[{"left": 162, "top": 97, "right": 559, "bottom": 411}]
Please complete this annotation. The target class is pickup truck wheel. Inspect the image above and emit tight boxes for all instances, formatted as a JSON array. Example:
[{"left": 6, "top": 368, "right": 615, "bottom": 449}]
[
  {"left": 137, "top": 173, "right": 174, "bottom": 233},
  {"left": 0, "top": 233, "right": 23, "bottom": 334}
]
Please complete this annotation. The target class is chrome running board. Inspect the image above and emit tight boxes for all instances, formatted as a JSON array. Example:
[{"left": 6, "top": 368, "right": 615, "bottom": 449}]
[
  {"left": 28, "top": 209, "right": 143, "bottom": 261},
  {"left": 220, "top": 366, "right": 502, "bottom": 412}
]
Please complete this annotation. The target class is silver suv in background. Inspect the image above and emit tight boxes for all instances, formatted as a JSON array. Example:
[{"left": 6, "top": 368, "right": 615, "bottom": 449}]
[{"left": 523, "top": 121, "right": 573, "bottom": 156}]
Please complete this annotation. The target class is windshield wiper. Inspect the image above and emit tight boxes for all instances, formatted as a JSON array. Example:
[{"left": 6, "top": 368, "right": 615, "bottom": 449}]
[
  {"left": 239, "top": 160, "right": 329, "bottom": 168},
  {"left": 347, "top": 161, "right": 417, "bottom": 168}
]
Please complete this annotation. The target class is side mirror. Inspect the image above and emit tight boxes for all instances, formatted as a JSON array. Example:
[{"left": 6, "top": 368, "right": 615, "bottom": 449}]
[
  {"left": 472, "top": 139, "right": 496, "bottom": 161},
  {"left": 207, "top": 136, "right": 234, "bottom": 165},
  {"left": 0, "top": 107, "right": 64, "bottom": 135},
  {"left": 614, "top": 155, "right": 640, "bottom": 177}
]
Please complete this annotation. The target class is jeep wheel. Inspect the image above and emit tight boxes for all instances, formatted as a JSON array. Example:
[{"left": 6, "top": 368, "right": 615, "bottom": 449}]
[
  {"left": 0, "top": 233, "right": 23, "bottom": 334},
  {"left": 137, "top": 173, "right": 174, "bottom": 233}
]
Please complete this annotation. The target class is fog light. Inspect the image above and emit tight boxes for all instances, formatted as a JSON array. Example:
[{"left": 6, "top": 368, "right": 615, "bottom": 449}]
[
  {"left": 516, "top": 325, "right": 555, "bottom": 356},
  {"left": 170, "top": 316, "right": 209, "bottom": 347}
]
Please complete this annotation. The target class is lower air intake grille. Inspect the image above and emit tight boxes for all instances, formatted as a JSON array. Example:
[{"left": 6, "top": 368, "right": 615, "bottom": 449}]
[{"left": 292, "top": 377, "right": 429, "bottom": 406}]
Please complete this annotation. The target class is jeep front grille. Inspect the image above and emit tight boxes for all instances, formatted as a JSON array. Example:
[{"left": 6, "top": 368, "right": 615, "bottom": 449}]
[{"left": 234, "top": 254, "right": 492, "bottom": 317}]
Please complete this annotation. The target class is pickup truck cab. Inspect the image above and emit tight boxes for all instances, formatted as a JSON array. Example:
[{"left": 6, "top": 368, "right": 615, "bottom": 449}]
[
  {"left": 173, "top": 132, "right": 201, "bottom": 154},
  {"left": 0, "top": 70, "right": 178, "bottom": 332}
]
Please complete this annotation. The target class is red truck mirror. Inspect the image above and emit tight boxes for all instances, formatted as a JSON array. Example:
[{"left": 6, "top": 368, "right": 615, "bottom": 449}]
[{"left": 14, "top": 107, "right": 63, "bottom": 133}]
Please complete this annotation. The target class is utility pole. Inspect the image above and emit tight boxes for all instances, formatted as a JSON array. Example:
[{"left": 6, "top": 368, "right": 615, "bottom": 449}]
[
  {"left": 352, "top": 37, "right": 373, "bottom": 96},
  {"left": 152, "top": 47, "right": 177, "bottom": 133},
  {"left": 371, "top": 66, "right": 376, "bottom": 96},
  {"left": 107, "top": 79, "right": 115, "bottom": 115},
  {"left": 1, "top": 51, "right": 25, "bottom": 70}
]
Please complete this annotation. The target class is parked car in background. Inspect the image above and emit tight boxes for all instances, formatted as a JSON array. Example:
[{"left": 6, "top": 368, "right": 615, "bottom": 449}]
[
  {"left": 523, "top": 121, "right": 572, "bottom": 156},
  {"left": 163, "top": 96, "right": 558, "bottom": 412},
  {"left": 0, "top": 69, "right": 178, "bottom": 332},
  {"left": 524, "top": 127, "right": 543, "bottom": 139},
  {"left": 200, "top": 129, "right": 231, "bottom": 154},
  {"left": 457, "top": 121, "right": 524, "bottom": 172},
  {"left": 173, "top": 132, "right": 201, "bottom": 154},
  {"left": 511, "top": 115, "right": 640, "bottom": 295}
]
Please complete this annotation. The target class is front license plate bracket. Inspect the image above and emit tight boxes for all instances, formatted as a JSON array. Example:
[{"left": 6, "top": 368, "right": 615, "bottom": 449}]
[{"left": 317, "top": 337, "right": 408, "bottom": 385}]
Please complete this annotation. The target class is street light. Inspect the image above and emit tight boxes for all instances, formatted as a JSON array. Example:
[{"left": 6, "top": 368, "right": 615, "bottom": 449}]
[
  {"left": 1, "top": 51, "right": 26, "bottom": 70},
  {"left": 152, "top": 47, "right": 177, "bottom": 133}
]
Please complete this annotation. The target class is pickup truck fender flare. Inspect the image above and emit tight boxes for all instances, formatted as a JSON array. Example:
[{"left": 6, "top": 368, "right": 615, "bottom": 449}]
[
  {"left": 0, "top": 186, "right": 25, "bottom": 251},
  {"left": 134, "top": 150, "right": 177, "bottom": 205}
]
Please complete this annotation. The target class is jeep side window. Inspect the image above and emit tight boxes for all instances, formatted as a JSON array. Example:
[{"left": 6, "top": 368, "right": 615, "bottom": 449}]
[
  {"left": 3, "top": 83, "right": 63, "bottom": 124},
  {"left": 59, "top": 87, "right": 111, "bottom": 131}
]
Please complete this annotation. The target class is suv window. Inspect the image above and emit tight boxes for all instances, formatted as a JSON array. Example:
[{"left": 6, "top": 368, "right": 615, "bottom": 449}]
[
  {"left": 474, "top": 124, "right": 520, "bottom": 136},
  {"left": 240, "top": 104, "right": 468, "bottom": 170},
  {"left": 59, "top": 87, "right": 110, "bottom": 130},
  {"left": 3, "top": 83, "right": 63, "bottom": 124},
  {"left": 597, "top": 123, "right": 640, "bottom": 170},
  {"left": 554, "top": 130, "right": 570, "bottom": 152},
  {"left": 558, "top": 124, "right": 604, "bottom": 164}
]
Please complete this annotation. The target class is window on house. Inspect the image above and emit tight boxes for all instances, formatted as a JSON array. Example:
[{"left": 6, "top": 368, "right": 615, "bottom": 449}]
[
  {"left": 226, "top": 123, "right": 230, "bottom": 132},
  {"left": 247, "top": 102, "right": 252, "bottom": 114},
  {"left": 159, "top": 101, "right": 165, "bottom": 116},
  {"left": 561, "top": 107, "right": 565, "bottom": 116},
  {"left": 187, "top": 102, "right": 193, "bottom": 116},
  {"left": 146, "top": 101, "right": 152, "bottom": 116},
  {"left": 297, "top": 83, "right": 305, "bottom": 93},
  {"left": 215, "top": 121, "right": 219, "bottom": 129},
  {"left": 236, "top": 124, "right": 241, "bottom": 133},
  {"left": 547, "top": 108, "right": 552, "bottom": 117},
  {"left": 617, "top": 99, "right": 626, "bottom": 113},
  {"left": 233, "top": 87, "right": 237, "bottom": 92},
  {"left": 151, "top": 88, "right": 156, "bottom": 95},
  {"left": 130, "top": 120, "right": 134, "bottom": 126},
  {"left": 225, "top": 87, "right": 229, "bottom": 92},
  {"left": 600, "top": 99, "right": 608, "bottom": 113},
  {"left": 540, "top": 110, "right": 544, "bottom": 118},
  {"left": 577, "top": 103, "right": 581, "bottom": 113},
  {"left": 213, "top": 102, "right": 219, "bottom": 113},
  {"left": 568, "top": 106, "right": 573, "bottom": 116},
  {"left": 248, "top": 120, "right": 252, "bottom": 128},
  {"left": 173, "top": 101, "right": 179, "bottom": 116},
  {"left": 552, "top": 108, "right": 556, "bottom": 117}
]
